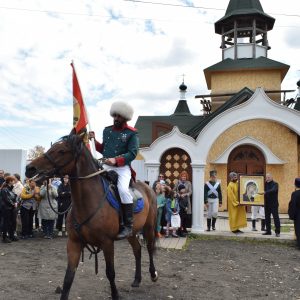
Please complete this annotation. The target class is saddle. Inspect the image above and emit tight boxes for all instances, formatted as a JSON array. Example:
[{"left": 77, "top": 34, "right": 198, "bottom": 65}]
[{"left": 101, "top": 170, "right": 144, "bottom": 214}]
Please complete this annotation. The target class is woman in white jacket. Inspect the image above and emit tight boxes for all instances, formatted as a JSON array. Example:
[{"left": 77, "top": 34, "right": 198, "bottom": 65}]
[{"left": 39, "top": 180, "right": 58, "bottom": 239}]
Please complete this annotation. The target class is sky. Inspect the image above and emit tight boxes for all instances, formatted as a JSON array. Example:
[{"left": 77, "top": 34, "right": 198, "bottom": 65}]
[{"left": 0, "top": 0, "right": 299, "bottom": 153}]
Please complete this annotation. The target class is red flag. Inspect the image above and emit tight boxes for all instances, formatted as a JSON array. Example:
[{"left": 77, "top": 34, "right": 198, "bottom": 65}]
[{"left": 71, "top": 62, "right": 88, "bottom": 133}]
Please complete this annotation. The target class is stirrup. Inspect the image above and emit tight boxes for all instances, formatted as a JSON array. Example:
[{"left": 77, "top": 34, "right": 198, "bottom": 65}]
[{"left": 116, "top": 226, "right": 132, "bottom": 240}]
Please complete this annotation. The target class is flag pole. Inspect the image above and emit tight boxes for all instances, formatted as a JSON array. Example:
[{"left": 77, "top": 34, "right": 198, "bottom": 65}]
[
  {"left": 86, "top": 112, "right": 97, "bottom": 158},
  {"left": 71, "top": 60, "right": 97, "bottom": 158}
]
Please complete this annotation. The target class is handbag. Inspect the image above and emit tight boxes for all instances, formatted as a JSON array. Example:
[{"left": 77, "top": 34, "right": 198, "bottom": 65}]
[{"left": 171, "top": 213, "right": 181, "bottom": 228}]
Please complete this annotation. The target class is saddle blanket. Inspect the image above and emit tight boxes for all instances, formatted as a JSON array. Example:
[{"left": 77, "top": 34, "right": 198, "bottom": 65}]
[{"left": 101, "top": 177, "right": 144, "bottom": 214}]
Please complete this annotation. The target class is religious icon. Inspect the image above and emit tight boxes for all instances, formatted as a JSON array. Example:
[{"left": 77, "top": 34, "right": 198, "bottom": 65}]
[{"left": 239, "top": 175, "right": 264, "bottom": 206}]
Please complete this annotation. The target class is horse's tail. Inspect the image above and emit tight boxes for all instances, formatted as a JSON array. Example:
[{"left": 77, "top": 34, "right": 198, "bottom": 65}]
[
  {"left": 150, "top": 188, "right": 158, "bottom": 255},
  {"left": 141, "top": 184, "right": 158, "bottom": 255}
]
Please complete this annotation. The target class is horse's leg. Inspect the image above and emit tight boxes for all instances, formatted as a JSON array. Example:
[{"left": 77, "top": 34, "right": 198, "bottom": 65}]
[
  {"left": 128, "top": 235, "right": 142, "bottom": 287},
  {"left": 143, "top": 225, "right": 158, "bottom": 282},
  {"left": 103, "top": 241, "right": 119, "bottom": 300},
  {"left": 60, "top": 239, "right": 82, "bottom": 300}
]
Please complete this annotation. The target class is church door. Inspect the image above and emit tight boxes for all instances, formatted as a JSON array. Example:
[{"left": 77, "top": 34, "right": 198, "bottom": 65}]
[
  {"left": 160, "top": 148, "right": 192, "bottom": 188},
  {"left": 227, "top": 145, "right": 266, "bottom": 177},
  {"left": 227, "top": 145, "right": 266, "bottom": 212}
]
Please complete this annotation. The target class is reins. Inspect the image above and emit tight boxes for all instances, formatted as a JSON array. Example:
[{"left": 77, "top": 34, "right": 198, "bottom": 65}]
[
  {"left": 40, "top": 136, "right": 112, "bottom": 274},
  {"left": 69, "top": 168, "right": 107, "bottom": 180},
  {"left": 46, "top": 180, "right": 72, "bottom": 216}
]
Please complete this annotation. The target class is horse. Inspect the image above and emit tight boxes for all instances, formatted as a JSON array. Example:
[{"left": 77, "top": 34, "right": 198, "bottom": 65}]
[{"left": 25, "top": 131, "right": 158, "bottom": 300}]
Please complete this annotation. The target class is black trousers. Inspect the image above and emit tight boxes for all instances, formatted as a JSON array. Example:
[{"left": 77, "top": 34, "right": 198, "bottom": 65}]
[
  {"left": 34, "top": 210, "right": 39, "bottom": 229},
  {"left": 2, "top": 208, "right": 16, "bottom": 239},
  {"left": 20, "top": 207, "right": 34, "bottom": 237},
  {"left": 179, "top": 211, "right": 188, "bottom": 231},
  {"left": 0, "top": 209, "right": 3, "bottom": 232},
  {"left": 265, "top": 203, "right": 280, "bottom": 234},
  {"left": 56, "top": 211, "right": 69, "bottom": 231},
  {"left": 295, "top": 216, "right": 300, "bottom": 248}
]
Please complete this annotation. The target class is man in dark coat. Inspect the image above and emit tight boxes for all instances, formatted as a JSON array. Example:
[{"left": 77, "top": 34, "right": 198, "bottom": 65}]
[
  {"left": 262, "top": 173, "right": 281, "bottom": 237},
  {"left": 89, "top": 101, "right": 139, "bottom": 240},
  {"left": 288, "top": 178, "right": 300, "bottom": 249}
]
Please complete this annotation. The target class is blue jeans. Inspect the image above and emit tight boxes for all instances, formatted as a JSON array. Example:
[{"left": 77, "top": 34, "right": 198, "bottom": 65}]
[{"left": 42, "top": 219, "right": 55, "bottom": 237}]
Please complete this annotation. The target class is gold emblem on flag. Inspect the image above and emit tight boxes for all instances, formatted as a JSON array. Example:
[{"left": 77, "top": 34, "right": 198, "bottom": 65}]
[{"left": 73, "top": 97, "right": 80, "bottom": 127}]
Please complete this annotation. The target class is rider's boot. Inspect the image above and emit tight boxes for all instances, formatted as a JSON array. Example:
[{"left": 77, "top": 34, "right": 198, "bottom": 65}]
[{"left": 116, "top": 203, "right": 133, "bottom": 240}]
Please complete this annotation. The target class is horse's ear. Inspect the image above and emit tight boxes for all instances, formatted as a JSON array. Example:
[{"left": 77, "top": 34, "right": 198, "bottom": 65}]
[
  {"left": 77, "top": 128, "right": 88, "bottom": 144},
  {"left": 69, "top": 128, "right": 76, "bottom": 136}
]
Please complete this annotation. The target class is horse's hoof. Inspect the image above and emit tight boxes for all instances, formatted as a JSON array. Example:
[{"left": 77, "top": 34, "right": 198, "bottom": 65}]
[
  {"left": 131, "top": 279, "right": 140, "bottom": 288},
  {"left": 151, "top": 271, "right": 158, "bottom": 282},
  {"left": 55, "top": 286, "right": 62, "bottom": 294}
]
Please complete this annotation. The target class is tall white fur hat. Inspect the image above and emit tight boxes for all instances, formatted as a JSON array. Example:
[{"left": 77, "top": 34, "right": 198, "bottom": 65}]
[{"left": 110, "top": 101, "right": 134, "bottom": 121}]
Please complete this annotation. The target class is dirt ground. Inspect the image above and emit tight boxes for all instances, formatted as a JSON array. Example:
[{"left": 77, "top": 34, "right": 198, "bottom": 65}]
[{"left": 0, "top": 236, "right": 300, "bottom": 300}]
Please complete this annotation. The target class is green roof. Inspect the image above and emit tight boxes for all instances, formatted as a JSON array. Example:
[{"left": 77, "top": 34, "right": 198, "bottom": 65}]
[
  {"left": 215, "top": 0, "right": 275, "bottom": 34},
  {"left": 204, "top": 57, "right": 290, "bottom": 89},
  {"left": 173, "top": 100, "right": 191, "bottom": 115},
  {"left": 294, "top": 99, "right": 300, "bottom": 111},
  {"left": 187, "top": 87, "right": 254, "bottom": 138},
  {"left": 135, "top": 115, "right": 203, "bottom": 146}
]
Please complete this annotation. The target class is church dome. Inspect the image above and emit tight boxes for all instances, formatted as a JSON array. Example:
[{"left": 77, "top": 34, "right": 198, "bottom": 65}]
[{"left": 179, "top": 82, "right": 187, "bottom": 91}]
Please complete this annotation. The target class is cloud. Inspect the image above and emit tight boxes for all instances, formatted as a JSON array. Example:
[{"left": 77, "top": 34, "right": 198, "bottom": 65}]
[
  {"left": 0, "top": 0, "right": 299, "bottom": 151},
  {"left": 284, "top": 28, "right": 300, "bottom": 49}
]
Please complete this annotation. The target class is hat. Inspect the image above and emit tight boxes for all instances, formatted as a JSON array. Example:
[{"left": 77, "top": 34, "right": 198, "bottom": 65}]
[
  {"left": 210, "top": 170, "right": 217, "bottom": 177},
  {"left": 229, "top": 172, "right": 237, "bottom": 179},
  {"left": 178, "top": 184, "right": 186, "bottom": 191},
  {"left": 295, "top": 178, "right": 300, "bottom": 188},
  {"left": 110, "top": 101, "right": 134, "bottom": 121}
]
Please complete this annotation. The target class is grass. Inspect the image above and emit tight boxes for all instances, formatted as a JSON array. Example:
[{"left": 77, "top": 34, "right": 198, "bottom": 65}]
[{"left": 185, "top": 232, "right": 296, "bottom": 248}]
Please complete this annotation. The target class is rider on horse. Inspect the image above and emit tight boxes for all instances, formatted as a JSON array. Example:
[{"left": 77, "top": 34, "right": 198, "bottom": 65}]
[{"left": 89, "top": 101, "right": 139, "bottom": 240}]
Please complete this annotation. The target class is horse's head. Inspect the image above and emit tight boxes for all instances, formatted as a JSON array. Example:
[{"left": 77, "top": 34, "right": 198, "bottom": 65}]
[{"left": 25, "top": 130, "right": 87, "bottom": 181}]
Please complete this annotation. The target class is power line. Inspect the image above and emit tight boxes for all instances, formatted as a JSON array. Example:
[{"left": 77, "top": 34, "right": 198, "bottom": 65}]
[
  {"left": 122, "top": 0, "right": 224, "bottom": 11},
  {"left": 0, "top": 2, "right": 299, "bottom": 19},
  {"left": 122, "top": 0, "right": 300, "bottom": 18}
]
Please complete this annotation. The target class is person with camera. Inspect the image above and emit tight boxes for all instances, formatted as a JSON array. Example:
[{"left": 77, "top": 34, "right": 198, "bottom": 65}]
[{"left": 20, "top": 179, "right": 41, "bottom": 239}]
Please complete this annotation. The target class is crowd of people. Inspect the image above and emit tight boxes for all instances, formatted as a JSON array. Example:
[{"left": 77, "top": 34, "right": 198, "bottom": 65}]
[
  {"left": 1, "top": 165, "right": 299, "bottom": 249},
  {"left": 0, "top": 169, "right": 71, "bottom": 243},
  {"left": 153, "top": 169, "right": 300, "bottom": 250},
  {"left": 154, "top": 171, "right": 192, "bottom": 238}
]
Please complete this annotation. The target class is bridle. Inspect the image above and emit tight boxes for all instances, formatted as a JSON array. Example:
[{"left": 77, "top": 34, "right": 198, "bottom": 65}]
[
  {"left": 41, "top": 134, "right": 84, "bottom": 178},
  {"left": 43, "top": 151, "right": 77, "bottom": 178}
]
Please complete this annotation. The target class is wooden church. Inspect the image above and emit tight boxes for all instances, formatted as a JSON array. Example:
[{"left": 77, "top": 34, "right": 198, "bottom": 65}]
[{"left": 133, "top": 0, "right": 300, "bottom": 233}]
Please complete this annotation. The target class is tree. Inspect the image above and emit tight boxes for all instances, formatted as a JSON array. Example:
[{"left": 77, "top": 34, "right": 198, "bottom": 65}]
[{"left": 27, "top": 145, "right": 45, "bottom": 160}]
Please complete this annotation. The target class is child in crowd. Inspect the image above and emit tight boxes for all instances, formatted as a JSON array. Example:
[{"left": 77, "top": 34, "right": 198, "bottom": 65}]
[
  {"left": 165, "top": 186, "right": 179, "bottom": 238},
  {"left": 177, "top": 184, "right": 189, "bottom": 237},
  {"left": 155, "top": 182, "right": 166, "bottom": 238}
]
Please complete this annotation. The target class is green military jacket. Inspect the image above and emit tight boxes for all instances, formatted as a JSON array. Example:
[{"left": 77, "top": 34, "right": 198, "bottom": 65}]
[{"left": 95, "top": 124, "right": 139, "bottom": 166}]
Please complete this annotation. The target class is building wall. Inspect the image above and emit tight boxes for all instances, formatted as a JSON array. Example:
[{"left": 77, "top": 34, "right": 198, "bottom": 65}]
[
  {"left": 210, "top": 70, "right": 282, "bottom": 111},
  {"left": 0, "top": 149, "right": 27, "bottom": 181},
  {"left": 205, "top": 119, "right": 298, "bottom": 213}
]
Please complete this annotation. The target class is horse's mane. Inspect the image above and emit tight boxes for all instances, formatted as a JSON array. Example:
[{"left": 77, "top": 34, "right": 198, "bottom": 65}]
[{"left": 66, "top": 133, "right": 99, "bottom": 172}]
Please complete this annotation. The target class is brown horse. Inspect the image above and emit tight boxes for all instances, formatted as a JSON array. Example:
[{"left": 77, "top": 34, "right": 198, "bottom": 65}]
[{"left": 25, "top": 131, "right": 158, "bottom": 300}]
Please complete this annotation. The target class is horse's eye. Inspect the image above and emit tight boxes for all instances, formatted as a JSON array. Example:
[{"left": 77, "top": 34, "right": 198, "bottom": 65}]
[{"left": 58, "top": 150, "right": 65, "bottom": 155}]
